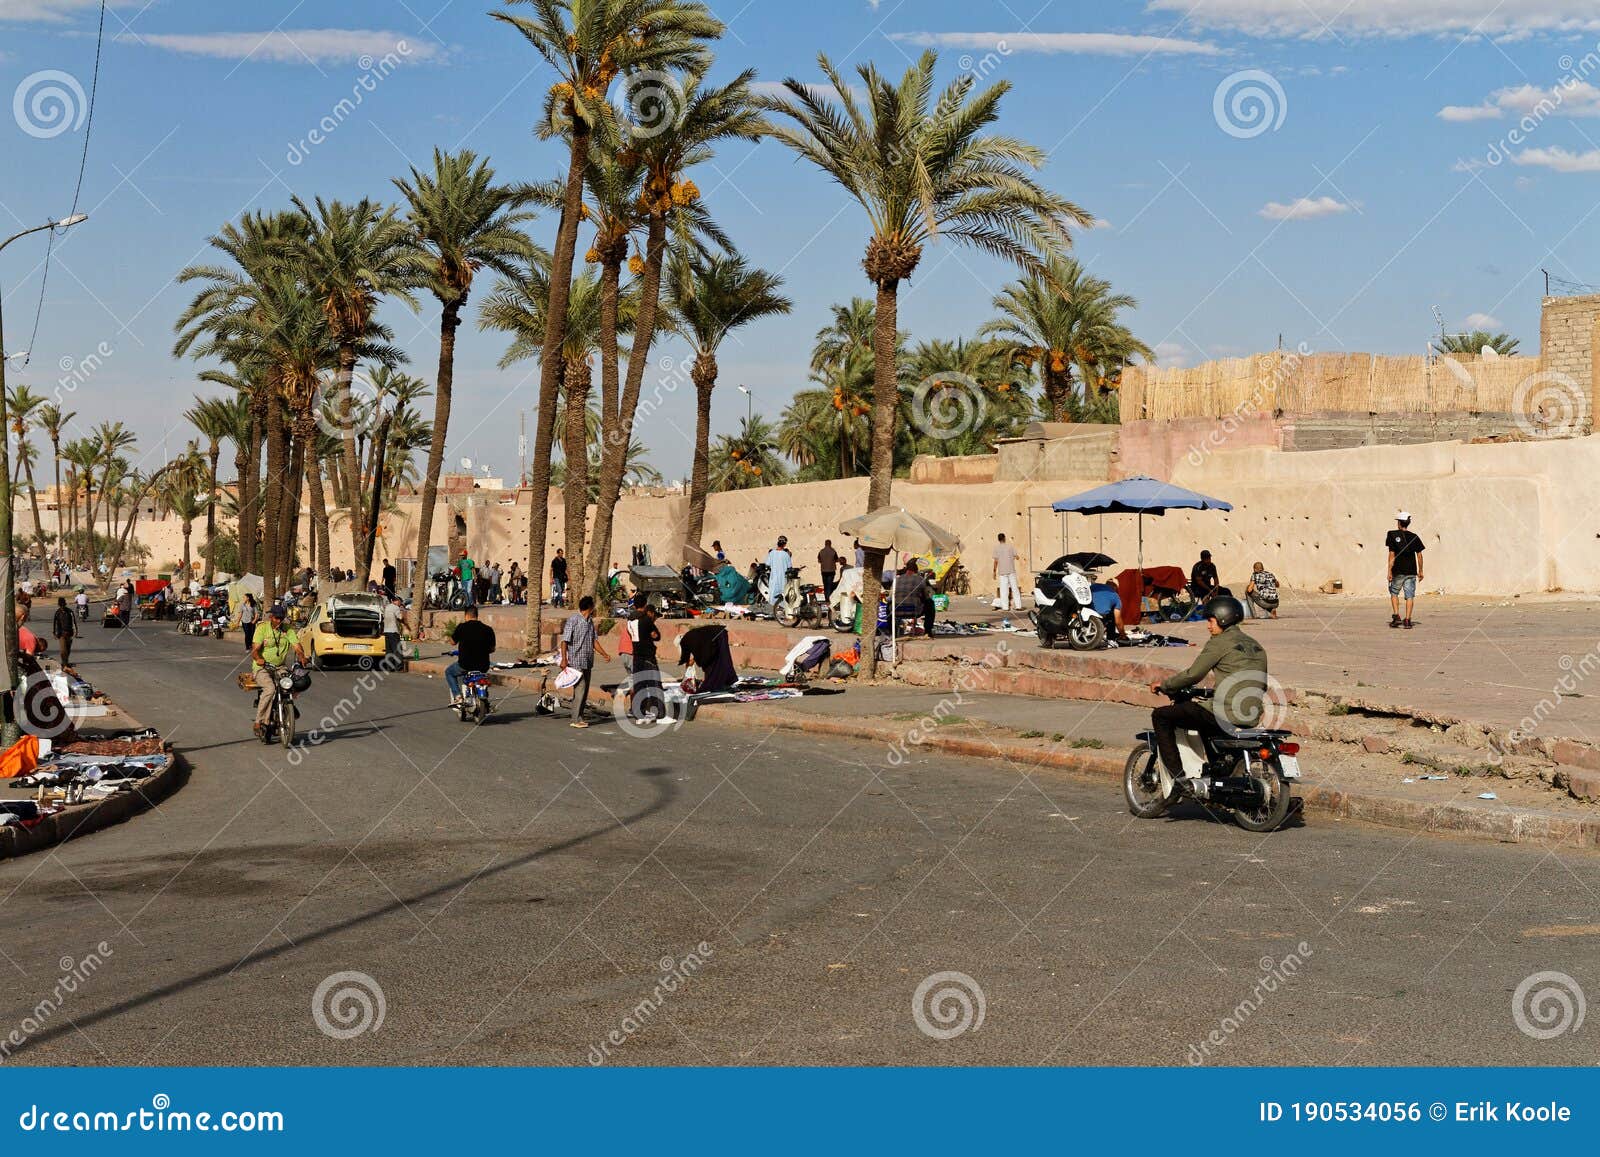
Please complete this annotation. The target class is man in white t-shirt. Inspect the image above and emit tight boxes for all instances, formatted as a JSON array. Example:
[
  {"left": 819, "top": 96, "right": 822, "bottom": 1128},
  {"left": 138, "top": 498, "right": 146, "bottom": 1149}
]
[{"left": 992, "top": 533, "right": 1024, "bottom": 611}]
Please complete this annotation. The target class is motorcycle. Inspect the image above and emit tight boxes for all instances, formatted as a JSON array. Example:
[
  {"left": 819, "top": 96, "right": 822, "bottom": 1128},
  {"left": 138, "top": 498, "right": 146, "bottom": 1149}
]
[
  {"left": 1029, "top": 560, "right": 1108, "bottom": 651},
  {"left": 257, "top": 663, "right": 309, "bottom": 748},
  {"left": 427, "top": 570, "right": 466, "bottom": 611},
  {"left": 775, "top": 566, "right": 830, "bottom": 628},
  {"left": 1123, "top": 687, "right": 1301, "bottom": 832},
  {"left": 447, "top": 650, "right": 493, "bottom": 724}
]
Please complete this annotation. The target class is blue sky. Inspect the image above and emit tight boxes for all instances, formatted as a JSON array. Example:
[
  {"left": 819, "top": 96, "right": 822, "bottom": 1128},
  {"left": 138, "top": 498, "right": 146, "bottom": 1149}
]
[{"left": 5, "top": 0, "right": 1600, "bottom": 482}]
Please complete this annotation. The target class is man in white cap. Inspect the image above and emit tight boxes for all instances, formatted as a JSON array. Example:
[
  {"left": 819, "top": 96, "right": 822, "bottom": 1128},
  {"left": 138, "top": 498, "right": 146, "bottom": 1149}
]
[{"left": 1385, "top": 511, "right": 1425, "bottom": 629}]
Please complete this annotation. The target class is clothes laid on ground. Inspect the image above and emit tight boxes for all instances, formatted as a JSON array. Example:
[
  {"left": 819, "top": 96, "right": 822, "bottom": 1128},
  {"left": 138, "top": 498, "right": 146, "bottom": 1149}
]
[{"left": 780, "top": 635, "right": 831, "bottom": 679}]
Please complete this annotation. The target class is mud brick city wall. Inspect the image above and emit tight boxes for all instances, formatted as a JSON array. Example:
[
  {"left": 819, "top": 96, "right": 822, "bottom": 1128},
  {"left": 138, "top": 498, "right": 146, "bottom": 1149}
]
[{"left": 1539, "top": 292, "right": 1600, "bottom": 401}]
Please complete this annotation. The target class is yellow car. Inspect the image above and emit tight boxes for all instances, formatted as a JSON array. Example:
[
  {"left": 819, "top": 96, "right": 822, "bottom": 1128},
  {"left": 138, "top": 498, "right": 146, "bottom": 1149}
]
[{"left": 306, "top": 593, "right": 389, "bottom": 671}]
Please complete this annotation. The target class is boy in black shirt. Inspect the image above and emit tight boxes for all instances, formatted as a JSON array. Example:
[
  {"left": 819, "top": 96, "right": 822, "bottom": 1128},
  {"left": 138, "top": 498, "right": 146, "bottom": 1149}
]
[{"left": 1385, "top": 511, "right": 1425, "bottom": 629}]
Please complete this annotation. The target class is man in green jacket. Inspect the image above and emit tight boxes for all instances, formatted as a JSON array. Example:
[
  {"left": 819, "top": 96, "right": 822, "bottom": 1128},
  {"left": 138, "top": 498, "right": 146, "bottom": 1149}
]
[{"left": 1146, "top": 595, "right": 1268, "bottom": 778}]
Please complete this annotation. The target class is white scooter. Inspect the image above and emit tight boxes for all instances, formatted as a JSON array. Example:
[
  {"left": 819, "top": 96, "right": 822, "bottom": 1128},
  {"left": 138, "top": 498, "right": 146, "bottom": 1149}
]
[{"left": 1028, "top": 560, "right": 1108, "bottom": 650}]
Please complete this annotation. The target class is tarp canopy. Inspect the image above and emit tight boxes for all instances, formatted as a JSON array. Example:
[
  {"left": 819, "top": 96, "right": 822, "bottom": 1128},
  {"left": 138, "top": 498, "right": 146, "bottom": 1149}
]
[
  {"left": 1051, "top": 476, "right": 1233, "bottom": 515},
  {"left": 227, "top": 573, "right": 264, "bottom": 610}
]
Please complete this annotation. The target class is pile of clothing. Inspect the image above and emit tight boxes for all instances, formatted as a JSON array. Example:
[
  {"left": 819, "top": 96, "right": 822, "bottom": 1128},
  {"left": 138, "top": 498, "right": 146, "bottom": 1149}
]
[{"left": 1, "top": 730, "right": 169, "bottom": 827}]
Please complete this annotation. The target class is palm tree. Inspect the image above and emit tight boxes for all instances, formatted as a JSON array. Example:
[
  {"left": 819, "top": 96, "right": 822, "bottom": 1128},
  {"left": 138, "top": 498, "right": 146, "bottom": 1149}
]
[
  {"left": 582, "top": 72, "right": 760, "bottom": 592},
  {"left": 162, "top": 444, "right": 209, "bottom": 582},
  {"left": 481, "top": 257, "right": 633, "bottom": 600},
  {"left": 394, "top": 148, "right": 538, "bottom": 600},
  {"left": 980, "top": 258, "right": 1151, "bottom": 422},
  {"left": 1438, "top": 330, "right": 1520, "bottom": 357},
  {"left": 292, "top": 196, "right": 421, "bottom": 562},
  {"left": 904, "top": 338, "right": 1037, "bottom": 457},
  {"left": 710, "top": 414, "right": 789, "bottom": 491},
  {"left": 803, "top": 297, "right": 889, "bottom": 480},
  {"left": 35, "top": 401, "right": 72, "bottom": 554},
  {"left": 185, "top": 394, "right": 244, "bottom": 581},
  {"left": 763, "top": 49, "right": 1088, "bottom": 675},
  {"left": 495, "top": 0, "right": 722, "bottom": 650},
  {"left": 6, "top": 385, "right": 47, "bottom": 555},
  {"left": 665, "top": 250, "right": 791, "bottom": 545},
  {"left": 89, "top": 421, "right": 136, "bottom": 543},
  {"left": 62, "top": 436, "right": 98, "bottom": 556},
  {"left": 348, "top": 366, "right": 430, "bottom": 581}
]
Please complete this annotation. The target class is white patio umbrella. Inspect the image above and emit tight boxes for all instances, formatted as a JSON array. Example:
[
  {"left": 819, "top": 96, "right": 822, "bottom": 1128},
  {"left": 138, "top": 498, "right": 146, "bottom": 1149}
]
[{"left": 838, "top": 507, "right": 961, "bottom": 659}]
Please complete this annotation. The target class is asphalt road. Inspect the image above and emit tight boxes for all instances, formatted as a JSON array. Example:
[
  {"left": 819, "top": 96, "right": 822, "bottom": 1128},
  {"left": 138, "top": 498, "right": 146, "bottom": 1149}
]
[{"left": 1, "top": 616, "right": 1595, "bottom": 1066}]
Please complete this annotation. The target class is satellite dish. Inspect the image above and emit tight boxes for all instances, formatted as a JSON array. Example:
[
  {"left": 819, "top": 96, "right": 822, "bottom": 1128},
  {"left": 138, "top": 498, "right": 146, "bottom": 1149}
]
[
  {"left": 1481, "top": 345, "right": 1500, "bottom": 361},
  {"left": 459, "top": 457, "right": 473, "bottom": 470}
]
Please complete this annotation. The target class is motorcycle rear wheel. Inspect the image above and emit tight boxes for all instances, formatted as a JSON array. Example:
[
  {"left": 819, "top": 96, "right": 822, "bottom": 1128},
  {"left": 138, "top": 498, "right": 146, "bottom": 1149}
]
[
  {"left": 471, "top": 696, "right": 488, "bottom": 725},
  {"left": 1123, "top": 746, "right": 1172, "bottom": 819},
  {"left": 1233, "top": 761, "right": 1293, "bottom": 832}
]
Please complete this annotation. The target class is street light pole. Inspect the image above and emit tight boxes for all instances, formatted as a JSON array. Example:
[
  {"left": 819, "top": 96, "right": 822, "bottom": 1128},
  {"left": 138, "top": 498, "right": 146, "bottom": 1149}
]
[
  {"left": 0, "top": 213, "right": 87, "bottom": 744},
  {"left": 737, "top": 384, "right": 752, "bottom": 428}
]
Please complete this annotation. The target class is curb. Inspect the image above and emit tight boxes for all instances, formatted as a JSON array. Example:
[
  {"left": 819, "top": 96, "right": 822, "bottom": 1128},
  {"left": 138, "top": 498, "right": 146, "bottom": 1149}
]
[
  {"left": 0, "top": 716, "right": 183, "bottom": 861},
  {"left": 392, "top": 657, "right": 1600, "bottom": 849}
]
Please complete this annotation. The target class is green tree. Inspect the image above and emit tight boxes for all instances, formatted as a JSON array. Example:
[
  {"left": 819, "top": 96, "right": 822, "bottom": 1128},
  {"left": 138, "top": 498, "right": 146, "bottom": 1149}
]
[
  {"left": 1438, "top": 330, "right": 1520, "bottom": 357},
  {"left": 666, "top": 250, "right": 791, "bottom": 545},
  {"left": 763, "top": 50, "right": 1086, "bottom": 674},
  {"left": 393, "top": 148, "right": 538, "bottom": 598},
  {"left": 980, "top": 258, "right": 1151, "bottom": 423}
]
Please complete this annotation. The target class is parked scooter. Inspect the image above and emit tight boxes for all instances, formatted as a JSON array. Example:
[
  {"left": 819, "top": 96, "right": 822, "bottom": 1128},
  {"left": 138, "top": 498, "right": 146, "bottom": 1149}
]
[
  {"left": 1029, "top": 559, "right": 1108, "bottom": 650},
  {"left": 1123, "top": 687, "right": 1301, "bottom": 832},
  {"left": 427, "top": 570, "right": 465, "bottom": 611},
  {"left": 775, "top": 566, "right": 830, "bottom": 628}
]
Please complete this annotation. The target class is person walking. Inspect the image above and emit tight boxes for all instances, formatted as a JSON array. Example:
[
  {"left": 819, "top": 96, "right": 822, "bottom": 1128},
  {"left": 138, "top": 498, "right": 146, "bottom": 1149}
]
[
  {"left": 818, "top": 539, "right": 841, "bottom": 601},
  {"left": 1386, "top": 511, "right": 1425, "bottom": 629},
  {"left": 992, "top": 533, "right": 1023, "bottom": 611},
  {"left": 559, "top": 595, "right": 610, "bottom": 728},
  {"left": 51, "top": 596, "right": 76, "bottom": 668},
  {"left": 764, "top": 536, "right": 793, "bottom": 620},
  {"left": 381, "top": 597, "right": 409, "bottom": 670},
  {"left": 238, "top": 593, "right": 259, "bottom": 651},
  {"left": 550, "top": 549, "right": 568, "bottom": 607}
]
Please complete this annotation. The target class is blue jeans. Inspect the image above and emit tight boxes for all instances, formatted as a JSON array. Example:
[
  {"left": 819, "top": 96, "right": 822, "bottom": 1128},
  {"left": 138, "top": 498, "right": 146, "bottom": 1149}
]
[{"left": 445, "top": 662, "right": 465, "bottom": 699}]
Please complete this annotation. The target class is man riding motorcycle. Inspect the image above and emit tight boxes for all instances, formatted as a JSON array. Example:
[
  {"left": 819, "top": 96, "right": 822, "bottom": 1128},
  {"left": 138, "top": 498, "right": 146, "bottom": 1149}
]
[
  {"left": 1146, "top": 595, "right": 1267, "bottom": 778},
  {"left": 445, "top": 605, "right": 496, "bottom": 706},
  {"left": 251, "top": 603, "right": 307, "bottom": 739}
]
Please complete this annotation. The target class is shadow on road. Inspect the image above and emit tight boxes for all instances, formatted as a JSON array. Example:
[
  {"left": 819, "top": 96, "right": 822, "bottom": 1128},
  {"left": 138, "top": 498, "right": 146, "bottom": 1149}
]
[{"left": 11, "top": 765, "right": 681, "bottom": 1058}]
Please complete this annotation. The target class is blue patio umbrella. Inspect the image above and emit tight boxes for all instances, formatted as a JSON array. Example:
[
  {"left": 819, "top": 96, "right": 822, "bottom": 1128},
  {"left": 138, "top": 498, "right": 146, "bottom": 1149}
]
[{"left": 1052, "top": 476, "right": 1234, "bottom": 595}]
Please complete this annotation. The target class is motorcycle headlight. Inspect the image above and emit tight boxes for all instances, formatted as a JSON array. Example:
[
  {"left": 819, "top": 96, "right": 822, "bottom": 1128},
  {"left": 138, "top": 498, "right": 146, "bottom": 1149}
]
[{"left": 278, "top": 676, "right": 294, "bottom": 690}]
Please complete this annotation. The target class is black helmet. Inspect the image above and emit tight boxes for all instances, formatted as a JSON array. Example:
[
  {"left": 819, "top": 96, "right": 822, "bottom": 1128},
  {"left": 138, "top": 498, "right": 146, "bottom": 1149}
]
[{"left": 1204, "top": 595, "right": 1245, "bottom": 629}]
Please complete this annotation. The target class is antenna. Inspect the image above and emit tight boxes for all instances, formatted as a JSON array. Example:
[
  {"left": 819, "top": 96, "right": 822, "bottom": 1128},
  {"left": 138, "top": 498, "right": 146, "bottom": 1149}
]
[{"left": 1431, "top": 306, "right": 1447, "bottom": 338}]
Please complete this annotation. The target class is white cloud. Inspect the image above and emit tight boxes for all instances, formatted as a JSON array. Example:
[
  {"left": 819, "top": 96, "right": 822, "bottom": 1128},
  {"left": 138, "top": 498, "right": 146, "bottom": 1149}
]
[
  {"left": 121, "top": 29, "right": 438, "bottom": 64},
  {"left": 1154, "top": 341, "right": 1193, "bottom": 368},
  {"left": 1513, "top": 146, "right": 1600, "bottom": 172},
  {"left": 889, "top": 31, "right": 1221, "bottom": 56},
  {"left": 0, "top": 0, "right": 119, "bottom": 22},
  {"left": 1438, "top": 104, "right": 1502, "bottom": 122},
  {"left": 1258, "top": 195, "right": 1352, "bottom": 221},
  {"left": 1465, "top": 312, "right": 1502, "bottom": 328},
  {"left": 1149, "top": 0, "right": 1600, "bottom": 37},
  {"left": 1438, "top": 81, "right": 1600, "bottom": 122}
]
